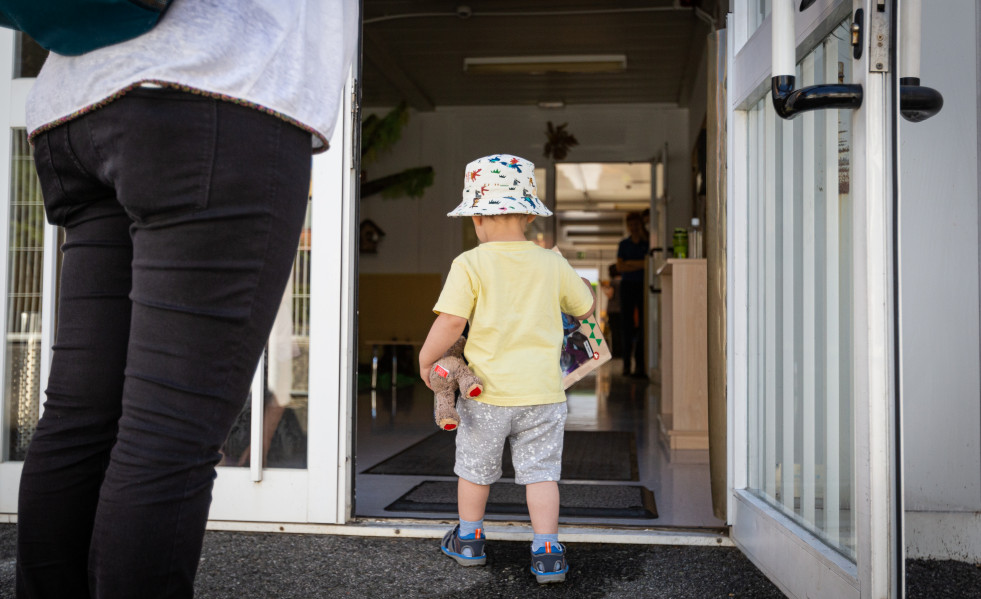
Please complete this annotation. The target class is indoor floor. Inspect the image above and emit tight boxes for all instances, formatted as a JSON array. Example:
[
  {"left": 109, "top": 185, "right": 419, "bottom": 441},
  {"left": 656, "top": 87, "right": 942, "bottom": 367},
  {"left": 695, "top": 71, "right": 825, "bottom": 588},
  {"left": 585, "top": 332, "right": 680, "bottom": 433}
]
[{"left": 354, "top": 358, "right": 725, "bottom": 530}]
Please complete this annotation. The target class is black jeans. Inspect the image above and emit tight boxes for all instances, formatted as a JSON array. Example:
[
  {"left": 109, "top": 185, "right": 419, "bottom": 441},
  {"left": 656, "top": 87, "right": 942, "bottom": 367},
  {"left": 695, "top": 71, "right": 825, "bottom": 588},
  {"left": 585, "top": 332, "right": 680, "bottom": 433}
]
[
  {"left": 16, "top": 88, "right": 311, "bottom": 598},
  {"left": 619, "top": 279, "right": 645, "bottom": 374}
]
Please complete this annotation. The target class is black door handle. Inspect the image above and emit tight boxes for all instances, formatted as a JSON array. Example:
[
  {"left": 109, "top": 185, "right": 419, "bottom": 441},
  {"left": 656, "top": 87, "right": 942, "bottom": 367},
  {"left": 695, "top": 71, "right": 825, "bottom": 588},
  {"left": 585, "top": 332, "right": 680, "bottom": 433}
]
[
  {"left": 773, "top": 2, "right": 942, "bottom": 123},
  {"left": 899, "top": 78, "right": 943, "bottom": 122}
]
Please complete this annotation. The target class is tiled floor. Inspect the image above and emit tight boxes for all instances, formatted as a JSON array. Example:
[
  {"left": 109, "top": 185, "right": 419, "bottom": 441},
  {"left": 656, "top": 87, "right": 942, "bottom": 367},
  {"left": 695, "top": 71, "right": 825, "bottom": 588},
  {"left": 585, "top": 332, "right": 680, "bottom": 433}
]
[{"left": 353, "top": 359, "right": 725, "bottom": 530}]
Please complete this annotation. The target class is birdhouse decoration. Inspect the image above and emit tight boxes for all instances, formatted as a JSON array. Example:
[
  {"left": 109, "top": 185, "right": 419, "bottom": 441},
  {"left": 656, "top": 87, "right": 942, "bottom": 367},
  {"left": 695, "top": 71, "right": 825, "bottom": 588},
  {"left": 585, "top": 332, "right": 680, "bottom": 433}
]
[{"left": 359, "top": 219, "right": 385, "bottom": 254}]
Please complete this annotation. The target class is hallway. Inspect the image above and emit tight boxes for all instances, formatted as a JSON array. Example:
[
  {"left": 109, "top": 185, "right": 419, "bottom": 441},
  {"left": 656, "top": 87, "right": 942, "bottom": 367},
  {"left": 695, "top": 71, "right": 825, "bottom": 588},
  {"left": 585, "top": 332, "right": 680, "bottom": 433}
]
[{"left": 354, "top": 358, "right": 725, "bottom": 530}]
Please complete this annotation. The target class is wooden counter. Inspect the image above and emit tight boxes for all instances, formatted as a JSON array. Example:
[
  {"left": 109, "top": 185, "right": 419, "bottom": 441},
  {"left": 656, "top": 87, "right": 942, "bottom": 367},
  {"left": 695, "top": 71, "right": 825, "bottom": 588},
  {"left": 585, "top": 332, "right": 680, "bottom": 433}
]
[{"left": 655, "top": 259, "right": 708, "bottom": 450}]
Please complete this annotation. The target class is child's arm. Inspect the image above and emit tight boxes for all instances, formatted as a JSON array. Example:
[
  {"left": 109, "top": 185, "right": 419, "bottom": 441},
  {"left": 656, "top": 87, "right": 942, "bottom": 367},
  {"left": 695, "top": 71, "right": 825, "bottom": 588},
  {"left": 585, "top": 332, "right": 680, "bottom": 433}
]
[
  {"left": 419, "top": 313, "right": 468, "bottom": 390},
  {"left": 573, "top": 277, "right": 596, "bottom": 321}
]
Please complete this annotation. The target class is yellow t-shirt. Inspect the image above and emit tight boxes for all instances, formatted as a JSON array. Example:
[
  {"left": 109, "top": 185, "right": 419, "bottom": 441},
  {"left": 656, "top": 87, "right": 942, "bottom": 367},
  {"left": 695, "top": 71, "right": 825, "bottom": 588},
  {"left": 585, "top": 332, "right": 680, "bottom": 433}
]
[{"left": 433, "top": 241, "right": 594, "bottom": 406}]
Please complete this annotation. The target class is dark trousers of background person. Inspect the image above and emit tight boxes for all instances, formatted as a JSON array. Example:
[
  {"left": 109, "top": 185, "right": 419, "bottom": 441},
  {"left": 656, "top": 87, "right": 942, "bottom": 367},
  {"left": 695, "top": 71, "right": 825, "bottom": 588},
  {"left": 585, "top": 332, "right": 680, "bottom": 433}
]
[
  {"left": 16, "top": 88, "right": 311, "bottom": 599},
  {"left": 619, "top": 279, "right": 646, "bottom": 376},
  {"left": 607, "top": 311, "right": 621, "bottom": 358}
]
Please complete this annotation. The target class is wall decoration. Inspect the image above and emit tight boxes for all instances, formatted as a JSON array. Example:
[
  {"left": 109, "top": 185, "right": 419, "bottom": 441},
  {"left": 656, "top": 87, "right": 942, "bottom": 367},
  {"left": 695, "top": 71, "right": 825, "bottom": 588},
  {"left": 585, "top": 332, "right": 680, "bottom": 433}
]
[{"left": 359, "top": 219, "right": 385, "bottom": 254}]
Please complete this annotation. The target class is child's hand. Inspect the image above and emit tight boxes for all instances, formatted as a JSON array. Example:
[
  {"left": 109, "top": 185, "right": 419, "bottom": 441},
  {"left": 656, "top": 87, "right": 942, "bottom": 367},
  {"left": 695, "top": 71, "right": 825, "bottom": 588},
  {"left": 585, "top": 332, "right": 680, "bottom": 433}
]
[
  {"left": 418, "top": 312, "right": 467, "bottom": 392},
  {"left": 420, "top": 360, "right": 434, "bottom": 390}
]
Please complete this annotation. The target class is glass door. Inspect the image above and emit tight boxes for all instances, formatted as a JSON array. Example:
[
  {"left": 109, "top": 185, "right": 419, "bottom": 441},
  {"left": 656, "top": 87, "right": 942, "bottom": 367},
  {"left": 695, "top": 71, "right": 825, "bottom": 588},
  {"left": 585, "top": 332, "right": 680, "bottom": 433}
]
[
  {"left": 728, "top": 1, "right": 902, "bottom": 597},
  {"left": 209, "top": 72, "right": 359, "bottom": 525}
]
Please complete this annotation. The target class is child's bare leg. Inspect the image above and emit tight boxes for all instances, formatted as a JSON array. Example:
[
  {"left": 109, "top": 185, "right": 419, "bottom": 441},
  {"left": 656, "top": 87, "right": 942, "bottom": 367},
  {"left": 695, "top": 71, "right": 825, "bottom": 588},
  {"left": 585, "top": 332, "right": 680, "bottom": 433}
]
[
  {"left": 526, "top": 481, "right": 559, "bottom": 534},
  {"left": 458, "top": 477, "right": 490, "bottom": 522},
  {"left": 443, "top": 477, "right": 489, "bottom": 565}
]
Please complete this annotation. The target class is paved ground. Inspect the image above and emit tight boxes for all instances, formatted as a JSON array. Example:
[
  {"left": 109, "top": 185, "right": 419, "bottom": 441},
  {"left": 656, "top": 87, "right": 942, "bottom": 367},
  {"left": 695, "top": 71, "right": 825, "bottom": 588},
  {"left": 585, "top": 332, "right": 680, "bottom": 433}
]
[{"left": 1, "top": 524, "right": 979, "bottom": 597}]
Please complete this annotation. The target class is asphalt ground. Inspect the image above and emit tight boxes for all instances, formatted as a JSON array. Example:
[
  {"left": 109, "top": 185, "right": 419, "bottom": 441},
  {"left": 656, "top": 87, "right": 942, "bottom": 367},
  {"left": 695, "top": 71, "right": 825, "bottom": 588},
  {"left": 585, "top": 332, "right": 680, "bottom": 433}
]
[{"left": 2, "top": 524, "right": 980, "bottom": 598}]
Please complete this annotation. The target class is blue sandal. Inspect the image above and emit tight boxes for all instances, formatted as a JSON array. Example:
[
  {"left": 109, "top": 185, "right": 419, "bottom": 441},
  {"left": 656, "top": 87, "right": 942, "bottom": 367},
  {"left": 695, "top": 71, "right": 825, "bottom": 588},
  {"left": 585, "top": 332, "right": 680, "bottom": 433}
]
[
  {"left": 440, "top": 524, "right": 486, "bottom": 566},
  {"left": 530, "top": 542, "right": 568, "bottom": 584}
]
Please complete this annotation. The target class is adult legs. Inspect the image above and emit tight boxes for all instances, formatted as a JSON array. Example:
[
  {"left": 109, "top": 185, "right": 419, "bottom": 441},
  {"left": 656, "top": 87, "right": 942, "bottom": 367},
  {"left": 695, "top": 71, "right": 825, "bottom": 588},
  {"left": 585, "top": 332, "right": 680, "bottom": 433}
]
[
  {"left": 91, "top": 94, "right": 310, "bottom": 598},
  {"left": 17, "top": 200, "right": 133, "bottom": 598},
  {"left": 17, "top": 90, "right": 311, "bottom": 598},
  {"left": 619, "top": 280, "right": 643, "bottom": 374},
  {"left": 607, "top": 312, "right": 620, "bottom": 358}
]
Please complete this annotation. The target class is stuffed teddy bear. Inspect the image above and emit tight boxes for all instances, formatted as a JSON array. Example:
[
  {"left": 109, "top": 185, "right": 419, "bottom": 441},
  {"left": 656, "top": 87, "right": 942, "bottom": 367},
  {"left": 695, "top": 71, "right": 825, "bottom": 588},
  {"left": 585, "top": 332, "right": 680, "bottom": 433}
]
[{"left": 429, "top": 336, "right": 483, "bottom": 431}]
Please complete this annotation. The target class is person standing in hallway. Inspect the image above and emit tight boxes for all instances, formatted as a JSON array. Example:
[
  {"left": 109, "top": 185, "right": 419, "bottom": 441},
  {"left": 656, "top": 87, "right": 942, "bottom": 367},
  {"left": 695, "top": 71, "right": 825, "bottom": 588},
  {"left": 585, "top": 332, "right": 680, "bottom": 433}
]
[
  {"left": 15, "top": 2, "right": 358, "bottom": 598},
  {"left": 616, "top": 212, "right": 649, "bottom": 377}
]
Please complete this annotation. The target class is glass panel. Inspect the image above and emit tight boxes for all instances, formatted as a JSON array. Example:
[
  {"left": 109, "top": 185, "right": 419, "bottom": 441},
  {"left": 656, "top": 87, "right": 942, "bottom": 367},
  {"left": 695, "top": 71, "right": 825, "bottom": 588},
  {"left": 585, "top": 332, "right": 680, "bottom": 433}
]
[
  {"left": 745, "top": 21, "right": 855, "bottom": 559},
  {"left": 528, "top": 166, "right": 552, "bottom": 247},
  {"left": 14, "top": 33, "right": 47, "bottom": 79},
  {"left": 3, "top": 129, "right": 45, "bottom": 461},
  {"left": 220, "top": 201, "right": 311, "bottom": 469},
  {"left": 747, "top": 0, "right": 771, "bottom": 38}
]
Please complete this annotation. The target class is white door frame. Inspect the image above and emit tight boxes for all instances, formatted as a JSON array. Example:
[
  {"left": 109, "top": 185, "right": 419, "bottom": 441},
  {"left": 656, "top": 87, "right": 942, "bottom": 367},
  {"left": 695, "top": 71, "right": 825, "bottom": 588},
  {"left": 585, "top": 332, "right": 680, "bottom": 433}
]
[
  {"left": 727, "top": 1, "right": 902, "bottom": 597},
  {"left": 0, "top": 34, "right": 56, "bottom": 514}
]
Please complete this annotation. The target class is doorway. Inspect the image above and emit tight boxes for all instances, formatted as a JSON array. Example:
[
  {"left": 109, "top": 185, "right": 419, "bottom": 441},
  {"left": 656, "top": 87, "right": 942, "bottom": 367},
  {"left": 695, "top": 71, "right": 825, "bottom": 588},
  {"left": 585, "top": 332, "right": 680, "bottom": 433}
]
[{"left": 352, "top": 1, "right": 724, "bottom": 531}]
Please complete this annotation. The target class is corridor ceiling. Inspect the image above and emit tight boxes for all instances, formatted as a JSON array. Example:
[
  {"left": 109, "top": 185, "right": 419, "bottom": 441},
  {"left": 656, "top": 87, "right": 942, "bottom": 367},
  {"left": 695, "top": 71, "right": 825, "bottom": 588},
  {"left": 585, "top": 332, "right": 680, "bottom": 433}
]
[{"left": 361, "top": 0, "right": 725, "bottom": 110}]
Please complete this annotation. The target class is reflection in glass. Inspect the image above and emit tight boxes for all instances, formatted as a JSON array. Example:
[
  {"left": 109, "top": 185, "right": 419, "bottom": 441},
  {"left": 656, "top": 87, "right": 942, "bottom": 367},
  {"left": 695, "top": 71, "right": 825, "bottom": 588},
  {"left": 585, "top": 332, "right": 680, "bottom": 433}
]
[
  {"left": 748, "top": 0, "right": 771, "bottom": 36},
  {"left": 3, "top": 130, "right": 45, "bottom": 461},
  {"left": 220, "top": 202, "right": 311, "bottom": 469},
  {"left": 745, "top": 21, "right": 855, "bottom": 559},
  {"left": 527, "top": 166, "right": 552, "bottom": 247},
  {"left": 15, "top": 33, "right": 47, "bottom": 79}
]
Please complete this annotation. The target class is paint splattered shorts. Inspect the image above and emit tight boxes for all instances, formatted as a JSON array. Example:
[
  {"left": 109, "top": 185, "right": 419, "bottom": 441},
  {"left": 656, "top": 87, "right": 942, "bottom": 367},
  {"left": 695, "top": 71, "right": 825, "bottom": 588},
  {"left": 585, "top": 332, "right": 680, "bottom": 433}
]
[{"left": 454, "top": 398, "right": 568, "bottom": 486}]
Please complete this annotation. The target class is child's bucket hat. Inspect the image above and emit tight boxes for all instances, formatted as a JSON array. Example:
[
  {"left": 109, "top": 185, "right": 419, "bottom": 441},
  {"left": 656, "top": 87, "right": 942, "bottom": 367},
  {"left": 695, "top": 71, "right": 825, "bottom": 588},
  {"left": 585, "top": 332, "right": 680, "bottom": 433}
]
[{"left": 447, "top": 154, "right": 553, "bottom": 217}]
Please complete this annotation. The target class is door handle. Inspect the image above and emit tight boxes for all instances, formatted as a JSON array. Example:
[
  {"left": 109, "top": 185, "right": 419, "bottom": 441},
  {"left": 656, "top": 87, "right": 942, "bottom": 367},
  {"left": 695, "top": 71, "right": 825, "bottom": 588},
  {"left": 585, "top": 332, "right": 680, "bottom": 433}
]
[
  {"left": 899, "top": 0, "right": 943, "bottom": 122},
  {"left": 771, "top": 0, "right": 862, "bottom": 119},
  {"left": 774, "top": 0, "right": 941, "bottom": 122}
]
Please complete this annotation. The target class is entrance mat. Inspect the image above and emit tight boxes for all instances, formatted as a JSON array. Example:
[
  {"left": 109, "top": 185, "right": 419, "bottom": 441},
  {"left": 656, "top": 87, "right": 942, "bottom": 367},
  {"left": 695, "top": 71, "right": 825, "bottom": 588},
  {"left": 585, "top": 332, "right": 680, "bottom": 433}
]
[
  {"left": 385, "top": 480, "right": 658, "bottom": 519},
  {"left": 364, "top": 430, "right": 638, "bottom": 481}
]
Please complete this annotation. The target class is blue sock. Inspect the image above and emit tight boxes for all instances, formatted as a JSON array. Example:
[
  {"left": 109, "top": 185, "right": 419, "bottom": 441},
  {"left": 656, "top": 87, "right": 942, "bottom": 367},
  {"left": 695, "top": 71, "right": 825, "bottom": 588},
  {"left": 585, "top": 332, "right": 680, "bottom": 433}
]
[
  {"left": 532, "top": 534, "right": 562, "bottom": 553},
  {"left": 459, "top": 518, "right": 483, "bottom": 539}
]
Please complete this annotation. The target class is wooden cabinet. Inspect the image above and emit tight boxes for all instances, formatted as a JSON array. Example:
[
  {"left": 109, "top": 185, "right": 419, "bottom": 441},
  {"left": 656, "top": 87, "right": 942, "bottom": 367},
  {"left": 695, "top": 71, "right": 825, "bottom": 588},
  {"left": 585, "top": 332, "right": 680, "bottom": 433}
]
[{"left": 655, "top": 259, "right": 708, "bottom": 450}]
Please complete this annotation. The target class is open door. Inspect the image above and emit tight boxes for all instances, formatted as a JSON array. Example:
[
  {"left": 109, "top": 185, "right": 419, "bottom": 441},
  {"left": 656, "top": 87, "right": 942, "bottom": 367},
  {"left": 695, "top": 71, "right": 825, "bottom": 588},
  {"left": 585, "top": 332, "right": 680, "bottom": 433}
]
[
  {"left": 726, "top": 1, "right": 922, "bottom": 596},
  {"left": 209, "top": 71, "right": 360, "bottom": 525}
]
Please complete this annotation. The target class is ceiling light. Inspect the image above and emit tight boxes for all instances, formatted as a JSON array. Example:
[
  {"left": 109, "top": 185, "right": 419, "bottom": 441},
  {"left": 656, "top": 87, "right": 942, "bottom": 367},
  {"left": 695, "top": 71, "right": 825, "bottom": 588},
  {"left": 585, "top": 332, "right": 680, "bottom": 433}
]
[
  {"left": 537, "top": 100, "right": 565, "bottom": 109},
  {"left": 463, "top": 55, "right": 627, "bottom": 75}
]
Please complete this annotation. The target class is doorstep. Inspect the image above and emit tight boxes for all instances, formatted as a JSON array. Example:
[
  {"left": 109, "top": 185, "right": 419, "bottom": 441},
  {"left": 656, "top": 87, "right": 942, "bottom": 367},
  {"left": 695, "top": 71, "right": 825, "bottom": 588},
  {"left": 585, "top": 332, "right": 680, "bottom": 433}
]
[{"left": 205, "top": 517, "right": 733, "bottom": 547}]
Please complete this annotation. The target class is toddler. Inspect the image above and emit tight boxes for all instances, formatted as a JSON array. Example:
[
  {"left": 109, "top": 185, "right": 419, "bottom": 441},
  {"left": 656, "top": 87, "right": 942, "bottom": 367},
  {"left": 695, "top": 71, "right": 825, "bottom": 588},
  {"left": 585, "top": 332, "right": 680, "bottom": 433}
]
[{"left": 419, "top": 154, "right": 595, "bottom": 584}]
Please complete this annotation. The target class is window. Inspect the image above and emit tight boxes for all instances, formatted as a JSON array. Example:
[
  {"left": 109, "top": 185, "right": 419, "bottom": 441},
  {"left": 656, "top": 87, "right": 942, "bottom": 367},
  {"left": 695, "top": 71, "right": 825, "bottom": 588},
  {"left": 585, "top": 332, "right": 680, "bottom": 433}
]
[
  {"left": 744, "top": 21, "right": 856, "bottom": 559},
  {"left": 4, "top": 129, "right": 45, "bottom": 461}
]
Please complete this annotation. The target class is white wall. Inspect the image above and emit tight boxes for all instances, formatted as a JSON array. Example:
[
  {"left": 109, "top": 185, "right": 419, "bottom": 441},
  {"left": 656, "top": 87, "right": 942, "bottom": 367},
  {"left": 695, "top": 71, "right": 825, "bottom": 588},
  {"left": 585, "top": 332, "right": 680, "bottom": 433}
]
[
  {"left": 899, "top": 0, "right": 981, "bottom": 560},
  {"left": 358, "top": 104, "right": 691, "bottom": 277}
]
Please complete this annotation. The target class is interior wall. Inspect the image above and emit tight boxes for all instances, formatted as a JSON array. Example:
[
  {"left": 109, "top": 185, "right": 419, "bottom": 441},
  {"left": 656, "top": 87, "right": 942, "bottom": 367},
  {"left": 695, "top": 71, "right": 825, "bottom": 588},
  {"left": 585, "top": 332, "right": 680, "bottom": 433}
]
[
  {"left": 358, "top": 104, "right": 691, "bottom": 278},
  {"left": 686, "top": 39, "right": 710, "bottom": 229},
  {"left": 899, "top": 0, "right": 981, "bottom": 560},
  {"left": 688, "top": 43, "right": 709, "bottom": 162}
]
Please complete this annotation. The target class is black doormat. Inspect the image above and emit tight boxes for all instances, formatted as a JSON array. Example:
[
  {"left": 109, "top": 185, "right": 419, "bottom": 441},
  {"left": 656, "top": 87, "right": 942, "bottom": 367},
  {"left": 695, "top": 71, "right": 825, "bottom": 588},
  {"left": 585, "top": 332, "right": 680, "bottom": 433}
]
[
  {"left": 363, "top": 430, "right": 638, "bottom": 481},
  {"left": 385, "top": 480, "right": 658, "bottom": 519}
]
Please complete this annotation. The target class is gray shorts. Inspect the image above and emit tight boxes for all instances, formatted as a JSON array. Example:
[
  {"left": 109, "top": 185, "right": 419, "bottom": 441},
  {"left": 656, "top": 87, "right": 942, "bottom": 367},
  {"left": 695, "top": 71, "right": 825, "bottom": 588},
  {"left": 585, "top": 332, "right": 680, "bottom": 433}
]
[{"left": 454, "top": 398, "right": 567, "bottom": 486}]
